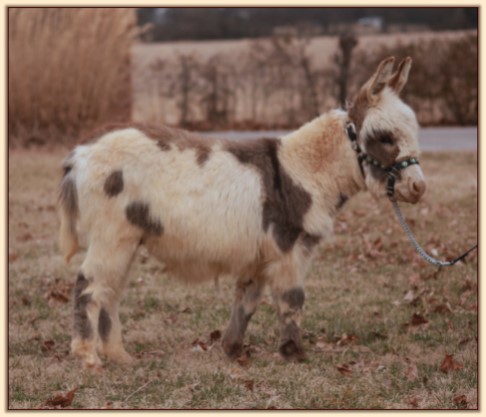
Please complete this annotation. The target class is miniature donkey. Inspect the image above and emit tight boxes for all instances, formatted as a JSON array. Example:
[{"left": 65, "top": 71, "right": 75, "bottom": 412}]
[{"left": 59, "top": 57, "right": 426, "bottom": 369}]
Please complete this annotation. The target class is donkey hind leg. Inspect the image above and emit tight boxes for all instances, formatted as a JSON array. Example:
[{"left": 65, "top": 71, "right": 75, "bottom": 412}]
[
  {"left": 222, "top": 276, "right": 266, "bottom": 359},
  {"left": 71, "top": 239, "right": 138, "bottom": 368},
  {"left": 268, "top": 258, "right": 307, "bottom": 362}
]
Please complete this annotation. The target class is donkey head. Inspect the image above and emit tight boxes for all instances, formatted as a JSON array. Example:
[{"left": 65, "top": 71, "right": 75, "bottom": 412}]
[{"left": 348, "top": 56, "right": 426, "bottom": 204}]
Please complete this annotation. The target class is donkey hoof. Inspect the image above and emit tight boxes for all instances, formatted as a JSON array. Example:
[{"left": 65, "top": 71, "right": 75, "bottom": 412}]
[
  {"left": 222, "top": 339, "right": 243, "bottom": 360},
  {"left": 279, "top": 340, "right": 306, "bottom": 362}
]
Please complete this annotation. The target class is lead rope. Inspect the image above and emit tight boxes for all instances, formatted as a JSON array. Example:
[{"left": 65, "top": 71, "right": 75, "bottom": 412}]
[
  {"left": 391, "top": 199, "right": 477, "bottom": 266},
  {"left": 346, "top": 122, "right": 478, "bottom": 267}
]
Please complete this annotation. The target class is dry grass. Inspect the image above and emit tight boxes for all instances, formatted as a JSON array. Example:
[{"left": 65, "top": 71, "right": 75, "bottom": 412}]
[
  {"left": 8, "top": 147, "right": 477, "bottom": 409},
  {"left": 8, "top": 8, "right": 137, "bottom": 146}
]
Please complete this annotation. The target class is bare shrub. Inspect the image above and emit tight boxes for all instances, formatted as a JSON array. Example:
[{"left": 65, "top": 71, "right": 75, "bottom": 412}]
[
  {"left": 197, "top": 54, "right": 238, "bottom": 129},
  {"left": 8, "top": 8, "right": 138, "bottom": 146},
  {"left": 136, "top": 30, "right": 477, "bottom": 129},
  {"left": 438, "top": 33, "right": 478, "bottom": 125}
]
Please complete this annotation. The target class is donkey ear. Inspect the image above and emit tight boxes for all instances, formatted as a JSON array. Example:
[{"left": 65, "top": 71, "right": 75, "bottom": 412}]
[
  {"left": 366, "top": 56, "right": 395, "bottom": 102},
  {"left": 388, "top": 56, "right": 412, "bottom": 95}
]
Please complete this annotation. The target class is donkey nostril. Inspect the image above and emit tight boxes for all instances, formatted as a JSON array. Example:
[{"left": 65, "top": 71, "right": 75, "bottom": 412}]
[{"left": 411, "top": 180, "right": 426, "bottom": 197}]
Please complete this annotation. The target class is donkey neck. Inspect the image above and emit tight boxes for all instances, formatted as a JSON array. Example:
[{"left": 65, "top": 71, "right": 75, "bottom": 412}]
[{"left": 279, "top": 110, "right": 366, "bottom": 212}]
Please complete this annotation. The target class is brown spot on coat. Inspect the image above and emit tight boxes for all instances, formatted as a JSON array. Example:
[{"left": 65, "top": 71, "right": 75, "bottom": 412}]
[
  {"left": 98, "top": 308, "right": 111, "bottom": 342},
  {"left": 73, "top": 273, "right": 92, "bottom": 339},
  {"left": 157, "top": 140, "right": 171, "bottom": 151},
  {"left": 226, "top": 138, "right": 312, "bottom": 252},
  {"left": 126, "top": 201, "right": 163, "bottom": 236},
  {"left": 103, "top": 170, "right": 124, "bottom": 197},
  {"left": 80, "top": 122, "right": 213, "bottom": 166}
]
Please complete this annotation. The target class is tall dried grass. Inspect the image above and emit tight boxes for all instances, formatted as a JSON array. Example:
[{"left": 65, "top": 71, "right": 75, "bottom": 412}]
[{"left": 9, "top": 8, "right": 138, "bottom": 146}]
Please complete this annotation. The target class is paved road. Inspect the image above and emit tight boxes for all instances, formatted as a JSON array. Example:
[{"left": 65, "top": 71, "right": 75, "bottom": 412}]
[{"left": 201, "top": 127, "right": 477, "bottom": 152}]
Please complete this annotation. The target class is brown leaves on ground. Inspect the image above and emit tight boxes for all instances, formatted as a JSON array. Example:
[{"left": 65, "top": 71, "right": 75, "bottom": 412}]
[
  {"left": 335, "top": 333, "right": 359, "bottom": 347},
  {"left": 405, "top": 361, "right": 419, "bottom": 382},
  {"left": 408, "top": 396, "right": 420, "bottom": 408},
  {"left": 42, "top": 387, "right": 78, "bottom": 408},
  {"left": 43, "top": 278, "right": 72, "bottom": 305},
  {"left": 191, "top": 338, "right": 209, "bottom": 352},
  {"left": 440, "top": 354, "right": 463, "bottom": 373},
  {"left": 209, "top": 329, "right": 222, "bottom": 343},
  {"left": 403, "top": 313, "right": 429, "bottom": 329},
  {"left": 453, "top": 394, "right": 468, "bottom": 409},
  {"left": 335, "top": 364, "right": 353, "bottom": 376}
]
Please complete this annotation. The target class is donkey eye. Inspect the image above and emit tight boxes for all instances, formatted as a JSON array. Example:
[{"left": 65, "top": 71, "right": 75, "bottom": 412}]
[{"left": 379, "top": 136, "right": 393, "bottom": 145}]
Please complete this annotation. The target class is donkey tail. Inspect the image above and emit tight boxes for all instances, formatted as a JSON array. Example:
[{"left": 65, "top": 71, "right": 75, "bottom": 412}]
[{"left": 58, "top": 156, "right": 79, "bottom": 263}]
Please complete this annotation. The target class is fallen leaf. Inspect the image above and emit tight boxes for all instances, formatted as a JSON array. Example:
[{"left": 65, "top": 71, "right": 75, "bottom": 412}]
[
  {"left": 458, "top": 337, "right": 472, "bottom": 347},
  {"left": 410, "top": 313, "right": 428, "bottom": 326},
  {"left": 440, "top": 354, "right": 463, "bottom": 373},
  {"left": 191, "top": 338, "right": 208, "bottom": 352},
  {"left": 243, "top": 379, "right": 254, "bottom": 391},
  {"left": 408, "top": 396, "right": 419, "bottom": 408},
  {"left": 335, "top": 364, "right": 352, "bottom": 376},
  {"left": 209, "top": 330, "right": 221, "bottom": 343},
  {"left": 18, "top": 232, "right": 33, "bottom": 242},
  {"left": 45, "top": 289, "right": 70, "bottom": 304},
  {"left": 9, "top": 250, "right": 18, "bottom": 262},
  {"left": 453, "top": 394, "right": 468, "bottom": 409},
  {"left": 408, "top": 273, "right": 421, "bottom": 286},
  {"left": 403, "top": 290, "right": 418, "bottom": 304},
  {"left": 43, "top": 387, "right": 78, "bottom": 408},
  {"left": 461, "top": 279, "right": 473, "bottom": 292},
  {"left": 433, "top": 303, "right": 452, "bottom": 315},
  {"left": 236, "top": 351, "right": 251, "bottom": 367},
  {"left": 405, "top": 363, "right": 419, "bottom": 382},
  {"left": 336, "top": 333, "right": 358, "bottom": 346},
  {"left": 41, "top": 340, "right": 55, "bottom": 353}
]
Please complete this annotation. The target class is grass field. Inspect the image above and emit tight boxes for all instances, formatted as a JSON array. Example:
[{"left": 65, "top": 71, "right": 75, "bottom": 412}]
[{"left": 8, "top": 146, "right": 477, "bottom": 409}]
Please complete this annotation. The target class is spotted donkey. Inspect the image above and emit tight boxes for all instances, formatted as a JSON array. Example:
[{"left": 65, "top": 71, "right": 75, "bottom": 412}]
[{"left": 59, "top": 57, "right": 426, "bottom": 369}]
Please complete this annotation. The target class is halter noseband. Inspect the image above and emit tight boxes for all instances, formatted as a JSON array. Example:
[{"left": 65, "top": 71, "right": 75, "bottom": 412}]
[{"left": 346, "top": 123, "right": 419, "bottom": 200}]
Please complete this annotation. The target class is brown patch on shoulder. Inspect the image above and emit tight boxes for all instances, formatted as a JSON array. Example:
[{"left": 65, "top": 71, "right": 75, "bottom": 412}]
[
  {"left": 103, "top": 170, "right": 123, "bottom": 197},
  {"left": 125, "top": 201, "right": 163, "bottom": 236},
  {"left": 225, "top": 138, "right": 312, "bottom": 252}
]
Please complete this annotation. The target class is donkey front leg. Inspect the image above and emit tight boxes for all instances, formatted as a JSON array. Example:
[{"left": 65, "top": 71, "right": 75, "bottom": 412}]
[
  {"left": 222, "top": 276, "right": 265, "bottom": 359},
  {"left": 268, "top": 256, "right": 307, "bottom": 362}
]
